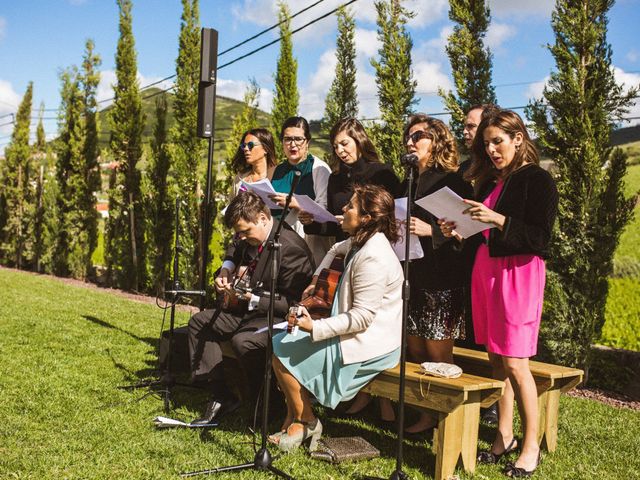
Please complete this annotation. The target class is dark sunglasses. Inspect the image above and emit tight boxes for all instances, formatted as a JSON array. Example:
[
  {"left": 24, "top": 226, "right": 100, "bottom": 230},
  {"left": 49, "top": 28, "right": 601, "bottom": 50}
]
[
  {"left": 239, "top": 141, "right": 262, "bottom": 151},
  {"left": 405, "top": 130, "right": 431, "bottom": 145}
]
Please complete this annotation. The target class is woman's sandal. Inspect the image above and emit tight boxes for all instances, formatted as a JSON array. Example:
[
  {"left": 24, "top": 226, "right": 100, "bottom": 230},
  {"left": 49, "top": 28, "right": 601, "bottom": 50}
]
[
  {"left": 277, "top": 418, "right": 323, "bottom": 453},
  {"left": 503, "top": 452, "right": 541, "bottom": 478},
  {"left": 477, "top": 437, "right": 518, "bottom": 464}
]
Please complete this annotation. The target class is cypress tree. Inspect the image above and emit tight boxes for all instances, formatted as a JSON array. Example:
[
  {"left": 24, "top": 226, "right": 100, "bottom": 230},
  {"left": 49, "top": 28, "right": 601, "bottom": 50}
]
[
  {"left": 35, "top": 103, "right": 47, "bottom": 152},
  {"left": 167, "top": 0, "right": 207, "bottom": 289},
  {"left": 322, "top": 6, "right": 358, "bottom": 132},
  {"left": 146, "top": 93, "right": 173, "bottom": 291},
  {"left": 271, "top": 0, "right": 298, "bottom": 159},
  {"left": 370, "top": 0, "right": 417, "bottom": 174},
  {"left": 32, "top": 103, "right": 47, "bottom": 272},
  {"left": 440, "top": 0, "right": 497, "bottom": 142},
  {"left": 526, "top": 0, "right": 638, "bottom": 372},
  {"left": 0, "top": 82, "right": 34, "bottom": 268},
  {"left": 106, "top": 0, "right": 146, "bottom": 291}
]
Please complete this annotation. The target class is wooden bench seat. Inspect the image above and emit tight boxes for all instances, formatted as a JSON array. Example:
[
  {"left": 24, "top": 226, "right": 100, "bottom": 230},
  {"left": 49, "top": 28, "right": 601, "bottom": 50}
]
[
  {"left": 452, "top": 346, "right": 584, "bottom": 452},
  {"left": 362, "top": 362, "right": 504, "bottom": 480}
]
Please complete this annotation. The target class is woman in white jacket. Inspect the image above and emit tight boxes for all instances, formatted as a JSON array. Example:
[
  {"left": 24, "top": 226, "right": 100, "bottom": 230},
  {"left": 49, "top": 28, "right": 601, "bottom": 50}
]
[{"left": 270, "top": 184, "right": 403, "bottom": 452}]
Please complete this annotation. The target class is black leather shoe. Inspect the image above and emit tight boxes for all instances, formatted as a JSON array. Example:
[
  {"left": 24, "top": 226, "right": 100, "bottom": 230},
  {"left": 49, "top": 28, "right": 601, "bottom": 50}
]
[
  {"left": 482, "top": 403, "right": 499, "bottom": 424},
  {"left": 190, "top": 394, "right": 241, "bottom": 426}
]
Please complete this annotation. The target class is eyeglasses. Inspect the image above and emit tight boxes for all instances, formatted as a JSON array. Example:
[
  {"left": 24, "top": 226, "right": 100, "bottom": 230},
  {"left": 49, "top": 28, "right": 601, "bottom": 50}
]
[
  {"left": 405, "top": 130, "right": 432, "bottom": 145},
  {"left": 283, "top": 136, "right": 307, "bottom": 146},
  {"left": 239, "top": 141, "right": 262, "bottom": 151}
]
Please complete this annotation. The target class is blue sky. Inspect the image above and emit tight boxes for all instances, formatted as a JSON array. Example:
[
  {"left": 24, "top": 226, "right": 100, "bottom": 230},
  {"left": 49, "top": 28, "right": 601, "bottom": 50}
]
[{"left": 0, "top": 0, "right": 638, "bottom": 151}]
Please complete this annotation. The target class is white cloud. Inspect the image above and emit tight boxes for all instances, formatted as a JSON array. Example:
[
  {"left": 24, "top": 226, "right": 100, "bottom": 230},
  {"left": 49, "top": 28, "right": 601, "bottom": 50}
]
[
  {"left": 614, "top": 67, "right": 640, "bottom": 126},
  {"left": 525, "top": 75, "right": 549, "bottom": 101},
  {"left": 414, "top": 61, "right": 451, "bottom": 97},
  {"left": 354, "top": 27, "right": 380, "bottom": 58},
  {"left": 217, "top": 77, "right": 274, "bottom": 113},
  {"left": 488, "top": 0, "right": 554, "bottom": 19},
  {"left": 96, "top": 70, "right": 175, "bottom": 107},
  {"left": 486, "top": 22, "right": 516, "bottom": 50},
  {"left": 0, "top": 17, "right": 6, "bottom": 41},
  {"left": 0, "top": 80, "right": 21, "bottom": 135},
  {"left": 406, "top": 0, "right": 448, "bottom": 28}
]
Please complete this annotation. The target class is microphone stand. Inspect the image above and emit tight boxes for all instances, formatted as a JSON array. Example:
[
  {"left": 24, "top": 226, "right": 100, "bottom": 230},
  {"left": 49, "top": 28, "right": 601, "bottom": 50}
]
[
  {"left": 366, "top": 155, "right": 417, "bottom": 480},
  {"left": 181, "top": 171, "right": 301, "bottom": 479},
  {"left": 120, "top": 198, "right": 202, "bottom": 414}
]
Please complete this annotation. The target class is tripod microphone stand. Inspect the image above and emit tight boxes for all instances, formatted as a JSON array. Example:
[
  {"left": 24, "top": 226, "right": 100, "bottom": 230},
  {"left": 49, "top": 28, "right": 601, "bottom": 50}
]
[
  {"left": 181, "top": 171, "right": 302, "bottom": 479},
  {"left": 121, "top": 198, "right": 205, "bottom": 414},
  {"left": 365, "top": 153, "right": 419, "bottom": 480}
]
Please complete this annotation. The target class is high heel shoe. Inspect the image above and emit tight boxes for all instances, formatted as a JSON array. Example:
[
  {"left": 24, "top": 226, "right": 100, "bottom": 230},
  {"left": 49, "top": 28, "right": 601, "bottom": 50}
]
[
  {"left": 503, "top": 451, "right": 541, "bottom": 478},
  {"left": 267, "top": 430, "right": 285, "bottom": 445},
  {"left": 277, "top": 418, "right": 323, "bottom": 453},
  {"left": 477, "top": 437, "right": 518, "bottom": 464}
]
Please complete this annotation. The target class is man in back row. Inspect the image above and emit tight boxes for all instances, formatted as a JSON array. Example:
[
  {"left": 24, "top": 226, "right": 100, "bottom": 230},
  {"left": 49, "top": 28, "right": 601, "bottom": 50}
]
[{"left": 187, "top": 191, "right": 315, "bottom": 425}]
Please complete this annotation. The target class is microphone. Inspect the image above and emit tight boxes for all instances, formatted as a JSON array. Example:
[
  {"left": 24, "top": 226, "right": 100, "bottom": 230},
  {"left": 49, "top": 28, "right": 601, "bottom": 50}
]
[
  {"left": 164, "top": 289, "right": 207, "bottom": 296},
  {"left": 288, "top": 170, "right": 302, "bottom": 198},
  {"left": 400, "top": 153, "right": 419, "bottom": 168}
]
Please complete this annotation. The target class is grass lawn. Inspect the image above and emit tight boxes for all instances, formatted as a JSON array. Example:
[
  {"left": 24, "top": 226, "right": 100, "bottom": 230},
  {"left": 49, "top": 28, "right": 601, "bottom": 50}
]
[{"left": 1, "top": 268, "right": 639, "bottom": 479}]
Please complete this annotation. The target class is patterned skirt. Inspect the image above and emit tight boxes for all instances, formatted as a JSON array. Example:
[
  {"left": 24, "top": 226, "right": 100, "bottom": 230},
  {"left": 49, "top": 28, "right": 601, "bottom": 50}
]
[{"left": 407, "top": 287, "right": 465, "bottom": 340}]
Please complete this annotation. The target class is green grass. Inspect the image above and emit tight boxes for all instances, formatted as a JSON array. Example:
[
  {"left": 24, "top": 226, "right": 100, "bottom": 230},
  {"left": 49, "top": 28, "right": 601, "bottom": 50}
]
[
  {"left": 600, "top": 163, "right": 640, "bottom": 350},
  {"left": 1, "top": 267, "right": 639, "bottom": 479}
]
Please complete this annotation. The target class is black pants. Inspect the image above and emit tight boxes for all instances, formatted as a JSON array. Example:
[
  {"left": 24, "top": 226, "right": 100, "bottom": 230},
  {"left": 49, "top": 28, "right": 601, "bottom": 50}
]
[{"left": 187, "top": 308, "right": 269, "bottom": 401}]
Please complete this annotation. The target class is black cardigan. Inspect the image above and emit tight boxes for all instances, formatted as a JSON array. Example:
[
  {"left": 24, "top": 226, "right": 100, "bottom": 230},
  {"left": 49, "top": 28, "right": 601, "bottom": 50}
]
[
  {"left": 304, "top": 157, "right": 401, "bottom": 241},
  {"left": 478, "top": 163, "right": 558, "bottom": 259},
  {"left": 405, "top": 168, "right": 475, "bottom": 292}
]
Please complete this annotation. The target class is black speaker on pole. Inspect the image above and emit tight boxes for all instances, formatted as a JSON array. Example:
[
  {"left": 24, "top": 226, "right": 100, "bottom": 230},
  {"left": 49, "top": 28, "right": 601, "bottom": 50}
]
[
  {"left": 200, "top": 28, "right": 218, "bottom": 84},
  {"left": 197, "top": 82, "right": 216, "bottom": 138}
]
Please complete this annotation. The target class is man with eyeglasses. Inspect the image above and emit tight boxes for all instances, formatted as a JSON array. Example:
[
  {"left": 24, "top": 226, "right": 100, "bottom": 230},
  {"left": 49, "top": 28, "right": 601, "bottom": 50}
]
[{"left": 269, "top": 116, "right": 333, "bottom": 266}]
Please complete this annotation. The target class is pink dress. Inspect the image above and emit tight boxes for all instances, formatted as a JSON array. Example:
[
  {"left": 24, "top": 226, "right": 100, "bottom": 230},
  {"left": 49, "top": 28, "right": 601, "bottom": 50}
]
[{"left": 471, "top": 181, "right": 546, "bottom": 358}]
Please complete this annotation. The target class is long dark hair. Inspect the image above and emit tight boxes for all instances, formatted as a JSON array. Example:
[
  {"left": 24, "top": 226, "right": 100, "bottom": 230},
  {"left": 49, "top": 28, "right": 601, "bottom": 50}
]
[
  {"left": 329, "top": 117, "right": 380, "bottom": 171},
  {"left": 466, "top": 109, "right": 539, "bottom": 192},
  {"left": 230, "top": 128, "right": 277, "bottom": 174},
  {"left": 351, "top": 184, "right": 399, "bottom": 248}
]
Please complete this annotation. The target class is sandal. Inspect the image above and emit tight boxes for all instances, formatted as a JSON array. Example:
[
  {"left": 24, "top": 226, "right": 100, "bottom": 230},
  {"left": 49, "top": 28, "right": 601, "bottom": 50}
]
[
  {"left": 478, "top": 437, "right": 518, "bottom": 464},
  {"left": 278, "top": 418, "right": 323, "bottom": 453},
  {"left": 503, "top": 452, "right": 541, "bottom": 478}
]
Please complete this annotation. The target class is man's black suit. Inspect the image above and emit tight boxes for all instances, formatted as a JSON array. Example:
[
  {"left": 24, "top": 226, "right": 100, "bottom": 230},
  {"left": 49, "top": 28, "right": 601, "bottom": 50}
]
[{"left": 187, "top": 223, "right": 314, "bottom": 402}]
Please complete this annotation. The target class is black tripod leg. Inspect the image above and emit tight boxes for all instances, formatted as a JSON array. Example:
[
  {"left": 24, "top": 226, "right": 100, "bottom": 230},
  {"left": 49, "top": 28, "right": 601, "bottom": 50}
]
[
  {"left": 181, "top": 463, "right": 254, "bottom": 477},
  {"left": 266, "top": 464, "right": 293, "bottom": 479}
]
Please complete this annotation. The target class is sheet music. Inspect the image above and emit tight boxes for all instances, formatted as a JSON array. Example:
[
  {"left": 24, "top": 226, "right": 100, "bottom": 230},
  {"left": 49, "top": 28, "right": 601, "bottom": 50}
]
[
  {"left": 294, "top": 194, "right": 339, "bottom": 223},
  {"left": 393, "top": 197, "right": 424, "bottom": 261},
  {"left": 415, "top": 186, "right": 490, "bottom": 238},
  {"left": 240, "top": 179, "right": 280, "bottom": 209}
]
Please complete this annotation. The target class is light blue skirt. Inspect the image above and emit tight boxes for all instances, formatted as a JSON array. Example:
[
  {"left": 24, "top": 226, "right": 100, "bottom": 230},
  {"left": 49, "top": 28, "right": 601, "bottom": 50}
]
[{"left": 273, "top": 330, "right": 400, "bottom": 409}]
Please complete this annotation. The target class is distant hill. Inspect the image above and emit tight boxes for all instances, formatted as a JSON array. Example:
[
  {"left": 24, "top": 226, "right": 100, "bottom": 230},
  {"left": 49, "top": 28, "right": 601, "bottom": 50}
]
[{"left": 612, "top": 124, "right": 640, "bottom": 146}]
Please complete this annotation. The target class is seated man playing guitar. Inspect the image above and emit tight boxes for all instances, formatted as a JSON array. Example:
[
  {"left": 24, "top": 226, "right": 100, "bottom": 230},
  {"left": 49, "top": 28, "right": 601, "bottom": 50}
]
[{"left": 188, "top": 191, "right": 315, "bottom": 425}]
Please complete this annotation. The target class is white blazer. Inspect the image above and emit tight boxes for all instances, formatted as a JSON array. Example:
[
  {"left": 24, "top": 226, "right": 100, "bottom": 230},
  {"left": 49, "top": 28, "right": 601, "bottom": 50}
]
[{"left": 310, "top": 232, "right": 403, "bottom": 364}]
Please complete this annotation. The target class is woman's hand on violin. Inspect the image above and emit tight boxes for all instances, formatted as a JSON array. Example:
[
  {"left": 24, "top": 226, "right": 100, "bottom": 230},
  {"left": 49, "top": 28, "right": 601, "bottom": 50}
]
[
  {"left": 462, "top": 199, "right": 506, "bottom": 229},
  {"left": 410, "top": 216, "right": 432, "bottom": 237}
]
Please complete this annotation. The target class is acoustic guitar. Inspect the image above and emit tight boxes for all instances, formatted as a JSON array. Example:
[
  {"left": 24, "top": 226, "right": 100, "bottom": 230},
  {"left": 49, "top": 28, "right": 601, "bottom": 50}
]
[
  {"left": 219, "top": 266, "right": 251, "bottom": 314},
  {"left": 298, "top": 255, "right": 344, "bottom": 319}
]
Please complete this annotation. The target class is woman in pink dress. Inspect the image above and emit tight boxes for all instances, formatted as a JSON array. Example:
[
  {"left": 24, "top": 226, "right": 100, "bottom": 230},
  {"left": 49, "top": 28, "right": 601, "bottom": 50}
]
[{"left": 440, "top": 110, "right": 558, "bottom": 478}]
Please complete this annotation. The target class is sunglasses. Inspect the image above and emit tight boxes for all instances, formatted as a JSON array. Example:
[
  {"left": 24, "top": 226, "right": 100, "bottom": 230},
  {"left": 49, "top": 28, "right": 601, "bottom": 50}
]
[
  {"left": 405, "top": 130, "right": 431, "bottom": 145},
  {"left": 283, "top": 136, "right": 307, "bottom": 145},
  {"left": 239, "top": 141, "right": 262, "bottom": 151}
]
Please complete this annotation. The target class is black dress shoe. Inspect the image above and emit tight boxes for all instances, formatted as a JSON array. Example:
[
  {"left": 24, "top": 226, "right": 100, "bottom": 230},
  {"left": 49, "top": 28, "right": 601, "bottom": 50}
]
[
  {"left": 190, "top": 394, "right": 241, "bottom": 426},
  {"left": 482, "top": 402, "right": 499, "bottom": 424}
]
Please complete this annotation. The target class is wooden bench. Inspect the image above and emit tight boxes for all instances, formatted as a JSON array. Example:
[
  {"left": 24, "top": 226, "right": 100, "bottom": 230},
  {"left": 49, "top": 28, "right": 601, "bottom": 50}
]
[
  {"left": 452, "top": 346, "right": 584, "bottom": 452},
  {"left": 362, "top": 362, "right": 504, "bottom": 480}
]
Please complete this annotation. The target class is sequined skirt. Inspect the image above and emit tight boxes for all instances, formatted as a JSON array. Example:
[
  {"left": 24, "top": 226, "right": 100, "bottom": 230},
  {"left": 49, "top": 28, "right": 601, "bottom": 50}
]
[{"left": 407, "top": 288, "right": 465, "bottom": 340}]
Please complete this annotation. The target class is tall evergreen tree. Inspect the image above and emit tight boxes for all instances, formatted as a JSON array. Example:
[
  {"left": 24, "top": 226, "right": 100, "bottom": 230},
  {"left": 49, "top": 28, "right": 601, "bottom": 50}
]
[
  {"left": 167, "top": 0, "right": 207, "bottom": 289},
  {"left": 35, "top": 103, "right": 46, "bottom": 152},
  {"left": 370, "top": 0, "right": 417, "bottom": 174},
  {"left": 79, "top": 39, "right": 102, "bottom": 278},
  {"left": 146, "top": 93, "right": 173, "bottom": 291},
  {"left": 440, "top": 0, "right": 497, "bottom": 142},
  {"left": 106, "top": 0, "right": 146, "bottom": 291},
  {"left": 0, "top": 82, "right": 34, "bottom": 268},
  {"left": 271, "top": 0, "right": 298, "bottom": 160},
  {"left": 526, "top": 0, "right": 638, "bottom": 372},
  {"left": 32, "top": 103, "right": 48, "bottom": 273},
  {"left": 322, "top": 6, "right": 358, "bottom": 132}
]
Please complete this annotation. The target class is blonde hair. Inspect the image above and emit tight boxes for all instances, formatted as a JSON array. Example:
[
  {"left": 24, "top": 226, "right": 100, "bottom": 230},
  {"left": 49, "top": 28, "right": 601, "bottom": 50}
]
[{"left": 403, "top": 114, "right": 459, "bottom": 172}]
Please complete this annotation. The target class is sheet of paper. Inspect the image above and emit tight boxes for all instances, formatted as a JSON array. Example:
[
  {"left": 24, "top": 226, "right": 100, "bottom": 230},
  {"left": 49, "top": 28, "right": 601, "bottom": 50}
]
[
  {"left": 393, "top": 197, "right": 424, "bottom": 261},
  {"left": 294, "top": 194, "right": 339, "bottom": 223},
  {"left": 153, "top": 416, "right": 218, "bottom": 428},
  {"left": 240, "top": 179, "right": 280, "bottom": 209},
  {"left": 414, "top": 186, "right": 490, "bottom": 238},
  {"left": 255, "top": 321, "right": 289, "bottom": 334}
]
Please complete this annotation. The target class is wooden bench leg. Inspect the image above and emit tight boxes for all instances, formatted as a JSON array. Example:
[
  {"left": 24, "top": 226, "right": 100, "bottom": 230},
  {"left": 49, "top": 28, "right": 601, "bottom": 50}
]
[
  {"left": 460, "top": 395, "right": 481, "bottom": 473},
  {"left": 536, "top": 390, "right": 548, "bottom": 448},
  {"left": 543, "top": 389, "right": 560, "bottom": 452},
  {"left": 434, "top": 405, "right": 464, "bottom": 480}
]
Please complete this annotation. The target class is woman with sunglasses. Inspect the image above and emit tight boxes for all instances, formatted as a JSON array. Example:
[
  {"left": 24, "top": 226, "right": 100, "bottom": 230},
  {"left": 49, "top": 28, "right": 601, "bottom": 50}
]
[
  {"left": 299, "top": 117, "right": 401, "bottom": 242},
  {"left": 230, "top": 128, "right": 277, "bottom": 199},
  {"left": 269, "top": 116, "right": 332, "bottom": 266},
  {"left": 401, "top": 114, "right": 475, "bottom": 436},
  {"left": 440, "top": 110, "right": 558, "bottom": 478}
]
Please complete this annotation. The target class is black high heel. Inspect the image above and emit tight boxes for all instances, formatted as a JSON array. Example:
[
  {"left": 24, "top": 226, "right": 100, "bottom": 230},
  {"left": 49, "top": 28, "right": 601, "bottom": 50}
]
[
  {"left": 503, "top": 452, "right": 541, "bottom": 478},
  {"left": 477, "top": 437, "right": 518, "bottom": 464}
]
